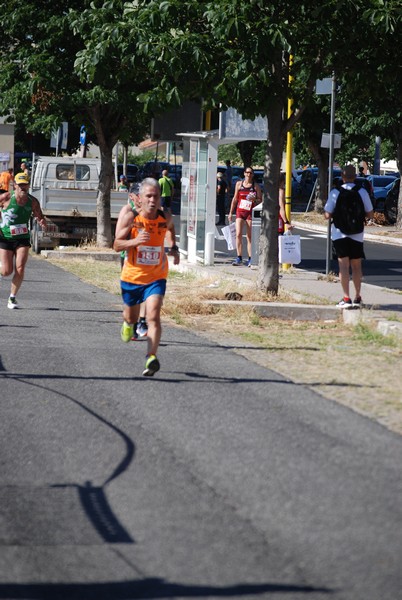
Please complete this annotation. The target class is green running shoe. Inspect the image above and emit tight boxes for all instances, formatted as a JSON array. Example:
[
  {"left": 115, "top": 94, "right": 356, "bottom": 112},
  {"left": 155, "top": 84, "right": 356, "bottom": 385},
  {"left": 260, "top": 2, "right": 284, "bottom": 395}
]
[
  {"left": 121, "top": 321, "right": 134, "bottom": 342},
  {"left": 142, "top": 354, "right": 160, "bottom": 377},
  {"left": 7, "top": 296, "right": 18, "bottom": 309}
]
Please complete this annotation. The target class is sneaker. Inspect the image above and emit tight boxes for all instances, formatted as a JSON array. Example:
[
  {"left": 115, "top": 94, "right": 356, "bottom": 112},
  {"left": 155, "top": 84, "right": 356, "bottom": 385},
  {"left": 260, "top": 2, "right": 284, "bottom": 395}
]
[
  {"left": 232, "top": 257, "right": 242, "bottom": 266},
  {"left": 131, "top": 329, "right": 138, "bottom": 341},
  {"left": 7, "top": 296, "right": 18, "bottom": 309},
  {"left": 136, "top": 318, "right": 148, "bottom": 338},
  {"left": 353, "top": 296, "right": 363, "bottom": 308},
  {"left": 336, "top": 297, "right": 353, "bottom": 309},
  {"left": 142, "top": 354, "right": 160, "bottom": 377},
  {"left": 121, "top": 321, "right": 134, "bottom": 342},
  {"left": 246, "top": 258, "right": 251, "bottom": 267}
]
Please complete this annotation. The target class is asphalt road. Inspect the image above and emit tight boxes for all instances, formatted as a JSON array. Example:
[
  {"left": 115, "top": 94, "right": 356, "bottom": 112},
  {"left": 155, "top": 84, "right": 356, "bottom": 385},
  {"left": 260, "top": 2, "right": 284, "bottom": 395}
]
[{"left": 1, "top": 257, "right": 402, "bottom": 600}]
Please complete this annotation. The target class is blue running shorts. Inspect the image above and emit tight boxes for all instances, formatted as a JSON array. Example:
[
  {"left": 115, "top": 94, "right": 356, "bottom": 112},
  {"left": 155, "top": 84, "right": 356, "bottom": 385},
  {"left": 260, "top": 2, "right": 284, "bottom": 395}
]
[{"left": 120, "top": 279, "right": 167, "bottom": 306}]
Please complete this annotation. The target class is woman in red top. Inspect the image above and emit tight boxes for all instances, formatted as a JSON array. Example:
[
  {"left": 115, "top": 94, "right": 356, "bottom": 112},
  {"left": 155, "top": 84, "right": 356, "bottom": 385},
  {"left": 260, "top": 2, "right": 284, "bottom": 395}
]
[{"left": 228, "top": 167, "right": 262, "bottom": 266}]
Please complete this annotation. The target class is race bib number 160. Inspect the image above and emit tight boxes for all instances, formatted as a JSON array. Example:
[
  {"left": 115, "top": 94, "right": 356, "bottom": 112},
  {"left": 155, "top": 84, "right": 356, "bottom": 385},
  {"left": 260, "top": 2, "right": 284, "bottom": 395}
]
[{"left": 136, "top": 245, "right": 161, "bottom": 265}]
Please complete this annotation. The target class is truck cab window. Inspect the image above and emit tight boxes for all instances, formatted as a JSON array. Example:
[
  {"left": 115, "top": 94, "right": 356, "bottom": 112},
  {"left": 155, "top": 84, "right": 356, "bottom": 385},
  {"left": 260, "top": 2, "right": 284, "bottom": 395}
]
[{"left": 56, "top": 164, "right": 90, "bottom": 181}]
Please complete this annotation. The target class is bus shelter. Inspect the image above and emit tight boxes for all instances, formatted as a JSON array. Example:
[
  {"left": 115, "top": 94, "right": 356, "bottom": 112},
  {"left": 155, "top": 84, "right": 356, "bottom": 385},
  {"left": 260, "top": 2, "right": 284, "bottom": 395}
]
[{"left": 178, "top": 109, "right": 268, "bottom": 265}]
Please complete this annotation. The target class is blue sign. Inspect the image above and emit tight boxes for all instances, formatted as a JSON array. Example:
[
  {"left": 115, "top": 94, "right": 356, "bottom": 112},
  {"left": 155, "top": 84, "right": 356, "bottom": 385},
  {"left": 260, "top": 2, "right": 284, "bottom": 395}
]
[{"left": 80, "top": 126, "right": 86, "bottom": 146}]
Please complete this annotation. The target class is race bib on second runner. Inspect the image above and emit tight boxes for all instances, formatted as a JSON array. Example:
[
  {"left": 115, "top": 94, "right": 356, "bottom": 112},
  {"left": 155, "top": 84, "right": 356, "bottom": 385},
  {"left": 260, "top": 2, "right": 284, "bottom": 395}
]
[
  {"left": 10, "top": 224, "right": 28, "bottom": 236},
  {"left": 238, "top": 199, "right": 252, "bottom": 211},
  {"left": 136, "top": 245, "right": 161, "bottom": 265}
]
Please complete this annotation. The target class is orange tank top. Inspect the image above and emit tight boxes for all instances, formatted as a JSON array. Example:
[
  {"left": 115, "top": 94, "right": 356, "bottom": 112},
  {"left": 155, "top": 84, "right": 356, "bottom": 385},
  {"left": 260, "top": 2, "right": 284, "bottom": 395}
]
[{"left": 121, "top": 210, "right": 169, "bottom": 285}]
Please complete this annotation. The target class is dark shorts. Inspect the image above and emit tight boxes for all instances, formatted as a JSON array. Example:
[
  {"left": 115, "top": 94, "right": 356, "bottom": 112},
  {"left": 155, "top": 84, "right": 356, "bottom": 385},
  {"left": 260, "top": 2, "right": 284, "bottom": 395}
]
[
  {"left": 121, "top": 279, "right": 167, "bottom": 306},
  {"left": 0, "top": 237, "right": 31, "bottom": 252},
  {"left": 161, "top": 196, "right": 172, "bottom": 209},
  {"left": 332, "top": 237, "right": 365, "bottom": 260}
]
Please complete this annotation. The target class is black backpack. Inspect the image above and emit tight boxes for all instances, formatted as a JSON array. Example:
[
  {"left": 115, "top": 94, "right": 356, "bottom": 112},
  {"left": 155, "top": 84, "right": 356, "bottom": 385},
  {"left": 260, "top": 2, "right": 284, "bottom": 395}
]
[{"left": 332, "top": 185, "right": 366, "bottom": 234}]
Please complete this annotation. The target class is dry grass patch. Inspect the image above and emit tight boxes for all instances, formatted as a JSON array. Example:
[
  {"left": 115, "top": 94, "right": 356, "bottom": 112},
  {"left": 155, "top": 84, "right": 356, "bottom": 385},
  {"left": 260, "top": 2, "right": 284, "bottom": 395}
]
[
  {"left": 39, "top": 254, "right": 402, "bottom": 435},
  {"left": 41, "top": 255, "right": 122, "bottom": 296}
]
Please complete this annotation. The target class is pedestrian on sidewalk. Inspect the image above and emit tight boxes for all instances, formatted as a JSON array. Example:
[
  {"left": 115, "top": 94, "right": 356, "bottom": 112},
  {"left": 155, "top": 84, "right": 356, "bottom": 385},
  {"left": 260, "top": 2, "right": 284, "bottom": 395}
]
[
  {"left": 0, "top": 172, "right": 47, "bottom": 309},
  {"left": 158, "top": 169, "right": 174, "bottom": 213},
  {"left": 324, "top": 164, "right": 373, "bottom": 308},
  {"left": 228, "top": 167, "right": 262, "bottom": 267},
  {"left": 216, "top": 171, "right": 227, "bottom": 226},
  {"left": 113, "top": 178, "right": 180, "bottom": 376}
]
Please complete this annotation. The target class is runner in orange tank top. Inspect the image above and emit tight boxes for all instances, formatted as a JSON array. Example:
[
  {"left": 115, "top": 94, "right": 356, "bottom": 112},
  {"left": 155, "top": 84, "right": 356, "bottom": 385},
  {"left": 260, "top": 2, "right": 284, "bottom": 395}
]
[{"left": 113, "top": 178, "right": 180, "bottom": 376}]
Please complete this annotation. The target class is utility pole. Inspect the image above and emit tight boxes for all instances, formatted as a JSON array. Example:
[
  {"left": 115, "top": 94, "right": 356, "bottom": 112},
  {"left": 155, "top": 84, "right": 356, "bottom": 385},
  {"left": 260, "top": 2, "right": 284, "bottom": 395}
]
[
  {"left": 283, "top": 54, "right": 294, "bottom": 271},
  {"left": 325, "top": 73, "right": 337, "bottom": 275}
]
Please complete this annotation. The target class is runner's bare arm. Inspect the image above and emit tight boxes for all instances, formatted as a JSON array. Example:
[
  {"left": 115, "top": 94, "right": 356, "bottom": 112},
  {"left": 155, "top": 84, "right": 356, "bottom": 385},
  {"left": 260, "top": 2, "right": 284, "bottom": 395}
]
[
  {"left": 113, "top": 206, "right": 135, "bottom": 252},
  {"left": 31, "top": 197, "right": 47, "bottom": 229},
  {"left": 113, "top": 206, "right": 151, "bottom": 252},
  {"left": 228, "top": 181, "right": 241, "bottom": 221},
  {"left": 0, "top": 191, "right": 10, "bottom": 207}
]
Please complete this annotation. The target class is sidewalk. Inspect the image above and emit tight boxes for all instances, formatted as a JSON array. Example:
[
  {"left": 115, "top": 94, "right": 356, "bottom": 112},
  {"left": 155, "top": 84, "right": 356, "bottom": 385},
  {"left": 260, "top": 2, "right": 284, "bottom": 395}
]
[
  {"left": 179, "top": 220, "right": 402, "bottom": 308},
  {"left": 41, "top": 220, "right": 402, "bottom": 334},
  {"left": 174, "top": 219, "right": 402, "bottom": 336}
]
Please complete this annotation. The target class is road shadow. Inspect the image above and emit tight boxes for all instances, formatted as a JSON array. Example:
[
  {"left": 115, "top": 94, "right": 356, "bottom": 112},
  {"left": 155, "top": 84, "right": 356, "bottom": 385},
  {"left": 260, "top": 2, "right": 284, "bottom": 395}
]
[{"left": 0, "top": 579, "right": 333, "bottom": 599}]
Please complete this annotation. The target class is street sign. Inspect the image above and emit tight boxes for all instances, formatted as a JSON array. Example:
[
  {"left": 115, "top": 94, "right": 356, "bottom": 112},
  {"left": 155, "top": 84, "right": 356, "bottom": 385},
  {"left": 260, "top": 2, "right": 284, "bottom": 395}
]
[
  {"left": 50, "top": 122, "right": 68, "bottom": 151},
  {"left": 80, "top": 126, "right": 86, "bottom": 146},
  {"left": 316, "top": 78, "right": 332, "bottom": 95},
  {"left": 321, "top": 133, "right": 342, "bottom": 149}
]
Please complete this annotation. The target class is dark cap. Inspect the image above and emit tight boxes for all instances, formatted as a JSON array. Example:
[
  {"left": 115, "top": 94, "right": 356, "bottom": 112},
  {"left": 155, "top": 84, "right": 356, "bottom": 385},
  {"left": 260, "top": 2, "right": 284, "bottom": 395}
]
[{"left": 129, "top": 182, "right": 140, "bottom": 194}]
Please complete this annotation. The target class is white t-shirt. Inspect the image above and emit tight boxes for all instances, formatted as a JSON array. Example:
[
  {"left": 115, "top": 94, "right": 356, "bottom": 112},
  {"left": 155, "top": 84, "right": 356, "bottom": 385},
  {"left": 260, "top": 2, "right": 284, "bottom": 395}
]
[{"left": 324, "top": 183, "right": 373, "bottom": 242}]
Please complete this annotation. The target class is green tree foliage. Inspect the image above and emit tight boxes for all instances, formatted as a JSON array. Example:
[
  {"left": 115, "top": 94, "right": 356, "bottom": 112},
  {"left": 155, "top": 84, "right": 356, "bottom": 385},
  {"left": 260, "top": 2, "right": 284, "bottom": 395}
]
[
  {"left": 129, "top": 0, "right": 330, "bottom": 291},
  {"left": 0, "top": 0, "right": 149, "bottom": 246},
  {"left": 218, "top": 145, "right": 243, "bottom": 167},
  {"left": 1, "top": 0, "right": 401, "bottom": 258},
  {"left": 295, "top": 1, "right": 402, "bottom": 218}
]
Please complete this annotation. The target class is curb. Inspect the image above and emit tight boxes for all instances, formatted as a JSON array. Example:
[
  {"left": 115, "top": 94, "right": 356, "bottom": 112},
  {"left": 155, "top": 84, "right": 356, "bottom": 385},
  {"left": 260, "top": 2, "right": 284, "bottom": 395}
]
[
  {"left": 42, "top": 250, "right": 121, "bottom": 262},
  {"left": 205, "top": 299, "right": 340, "bottom": 321},
  {"left": 343, "top": 308, "right": 402, "bottom": 339}
]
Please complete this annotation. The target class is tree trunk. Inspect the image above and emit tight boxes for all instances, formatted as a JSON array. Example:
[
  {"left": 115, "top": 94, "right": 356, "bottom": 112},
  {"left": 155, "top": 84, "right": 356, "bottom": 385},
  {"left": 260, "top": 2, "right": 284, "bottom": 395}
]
[
  {"left": 257, "top": 102, "right": 285, "bottom": 294},
  {"left": 237, "top": 140, "right": 260, "bottom": 167},
  {"left": 96, "top": 146, "right": 115, "bottom": 247},
  {"left": 308, "top": 140, "right": 329, "bottom": 213},
  {"left": 90, "top": 106, "right": 120, "bottom": 247}
]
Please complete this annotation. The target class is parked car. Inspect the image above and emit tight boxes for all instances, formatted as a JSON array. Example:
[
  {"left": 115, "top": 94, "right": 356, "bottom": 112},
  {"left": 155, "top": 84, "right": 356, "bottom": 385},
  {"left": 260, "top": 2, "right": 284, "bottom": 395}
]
[
  {"left": 140, "top": 160, "right": 170, "bottom": 180},
  {"left": 373, "top": 180, "right": 396, "bottom": 212},
  {"left": 384, "top": 178, "right": 400, "bottom": 224},
  {"left": 117, "top": 163, "right": 139, "bottom": 184},
  {"left": 168, "top": 163, "right": 182, "bottom": 183},
  {"left": 367, "top": 174, "right": 398, "bottom": 189},
  {"left": 168, "top": 164, "right": 182, "bottom": 198},
  {"left": 332, "top": 175, "right": 376, "bottom": 208},
  {"left": 366, "top": 174, "right": 398, "bottom": 209},
  {"left": 295, "top": 167, "right": 342, "bottom": 204}
]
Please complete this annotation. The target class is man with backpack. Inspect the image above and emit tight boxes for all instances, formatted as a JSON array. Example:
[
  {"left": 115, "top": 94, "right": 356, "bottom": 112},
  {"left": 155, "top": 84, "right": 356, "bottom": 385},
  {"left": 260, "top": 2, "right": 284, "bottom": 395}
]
[{"left": 325, "top": 164, "right": 373, "bottom": 308}]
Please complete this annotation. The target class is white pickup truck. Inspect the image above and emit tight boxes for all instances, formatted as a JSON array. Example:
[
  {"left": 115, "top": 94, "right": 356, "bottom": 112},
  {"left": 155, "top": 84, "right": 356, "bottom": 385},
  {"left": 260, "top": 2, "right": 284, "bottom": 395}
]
[{"left": 29, "top": 155, "right": 128, "bottom": 253}]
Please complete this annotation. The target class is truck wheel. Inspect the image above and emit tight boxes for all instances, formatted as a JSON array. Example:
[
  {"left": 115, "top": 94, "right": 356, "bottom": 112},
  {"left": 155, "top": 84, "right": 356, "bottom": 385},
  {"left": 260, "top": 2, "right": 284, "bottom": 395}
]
[{"left": 32, "top": 224, "right": 40, "bottom": 254}]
